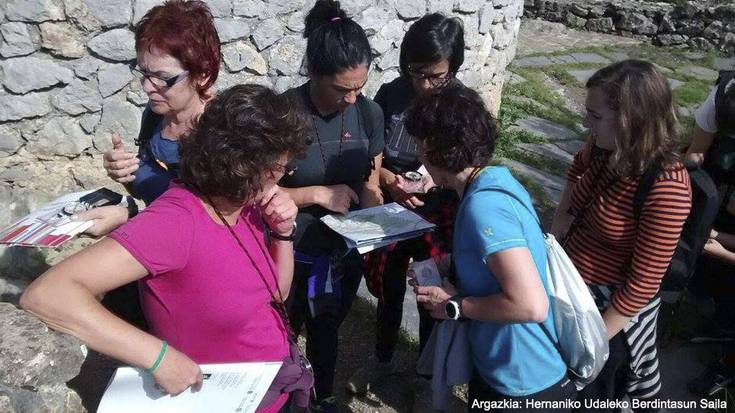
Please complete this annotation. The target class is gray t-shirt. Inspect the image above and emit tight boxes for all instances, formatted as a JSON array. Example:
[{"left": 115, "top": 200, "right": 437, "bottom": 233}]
[
  {"left": 694, "top": 85, "right": 719, "bottom": 133},
  {"left": 280, "top": 82, "right": 385, "bottom": 255}
]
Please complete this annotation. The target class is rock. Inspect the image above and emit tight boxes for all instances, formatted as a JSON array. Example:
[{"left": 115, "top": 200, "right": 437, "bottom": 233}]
[
  {"left": 688, "top": 37, "right": 713, "bottom": 51},
  {"left": 39, "top": 22, "right": 85, "bottom": 58},
  {"left": 51, "top": 79, "right": 103, "bottom": 115},
  {"left": 479, "top": 4, "right": 495, "bottom": 34},
  {"left": 268, "top": 35, "right": 305, "bottom": 76},
  {"left": 569, "top": 52, "right": 610, "bottom": 65},
  {"left": 0, "top": 124, "right": 24, "bottom": 156},
  {"left": 567, "top": 69, "right": 597, "bottom": 85},
  {"left": 4, "top": 0, "right": 65, "bottom": 22},
  {"left": 703, "top": 21, "right": 723, "bottom": 40},
  {"left": 724, "top": 33, "right": 735, "bottom": 55},
  {"left": 585, "top": 17, "right": 613, "bottom": 33},
  {"left": 459, "top": 13, "right": 480, "bottom": 48},
  {"left": 517, "top": 117, "right": 579, "bottom": 141},
  {"left": 668, "top": 78, "right": 684, "bottom": 90},
  {"left": 97, "top": 64, "right": 134, "bottom": 98},
  {"left": 605, "top": 51, "right": 629, "bottom": 62},
  {"left": 357, "top": 6, "right": 392, "bottom": 36},
  {"left": 222, "top": 40, "right": 267, "bottom": 74},
  {"left": 94, "top": 99, "right": 142, "bottom": 151},
  {"left": 677, "top": 65, "right": 718, "bottom": 82},
  {"left": 72, "top": 56, "right": 102, "bottom": 79},
  {"left": 1, "top": 56, "right": 73, "bottom": 94},
  {"left": 490, "top": 21, "right": 514, "bottom": 50},
  {"left": 214, "top": 72, "right": 272, "bottom": 92},
  {"left": 393, "top": 0, "right": 424, "bottom": 20},
  {"left": 232, "top": 0, "right": 268, "bottom": 19},
  {"left": 455, "top": 0, "right": 482, "bottom": 13},
  {"left": 267, "top": 0, "right": 304, "bottom": 15},
  {"left": 285, "top": 10, "right": 305, "bottom": 33},
  {"left": 202, "top": 0, "right": 232, "bottom": 17},
  {"left": 616, "top": 12, "right": 657, "bottom": 35},
  {"left": 376, "top": 46, "right": 400, "bottom": 70},
  {"left": 27, "top": 116, "right": 92, "bottom": 156},
  {"left": 553, "top": 139, "right": 584, "bottom": 155},
  {"left": 81, "top": 0, "right": 132, "bottom": 28},
  {"left": 518, "top": 142, "right": 573, "bottom": 166},
  {"left": 503, "top": 159, "right": 563, "bottom": 204},
  {"left": 87, "top": 28, "right": 136, "bottom": 62},
  {"left": 504, "top": 71, "right": 526, "bottom": 85},
  {"left": 0, "top": 22, "right": 39, "bottom": 57},
  {"left": 565, "top": 13, "right": 586, "bottom": 29},
  {"left": 251, "top": 18, "right": 284, "bottom": 51},
  {"left": 132, "top": 0, "right": 160, "bottom": 24},
  {"left": 426, "top": 0, "right": 453, "bottom": 15},
  {"left": 682, "top": 51, "right": 706, "bottom": 60},
  {"left": 0, "top": 92, "right": 51, "bottom": 121},
  {"left": 0, "top": 302, "right": 85, "bottom": 387},
  {"left": 656, "top": 34, "right": 687, "bottom": 46},
  {"left": 126, "top": 90, "right": 148, "bottom": 107},
  {"left": 569, "top": 4, "right": 588, "bottom": 18},
  {"left": 659, "top": 13, "right": 676, "bottom": 33},
  {"left": 676, "top": 20, "right": 705, "bottom": 37},
  {"left": 713, "top": 57, "right": 735, "bottom": 71},
  {"left": 214, "top": 17, "right": 250, "bottom": 43},
  {"left": 339, "top": 0, "right": 371, "bottom": 17},
  {"left": 79, "top": 112, "right": 101, "bottom": 134},
  {"left": 514, "top": 55, "right": 554, "bottom": 67},
  {"left": 677, "top": 105, "right": 691, "bottom": 118},
  {"left": 550, "top": 54, "right": 577, "bottom": 65}
]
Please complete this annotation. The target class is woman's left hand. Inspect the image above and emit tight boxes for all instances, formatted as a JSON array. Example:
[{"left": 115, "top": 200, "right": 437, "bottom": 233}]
[
  {"left": 414, "top": 278, "right": 458, "bottom": 319},
  {"left": 260, "top": 187, "right": 297, "bottom": 237}
]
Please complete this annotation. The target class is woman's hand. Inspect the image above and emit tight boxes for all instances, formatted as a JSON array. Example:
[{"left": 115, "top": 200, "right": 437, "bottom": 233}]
[
  {"left": 316, "top": 184, "right": 359, "bottom": 214},
  {"left": 103, "top": 133, "right": 140, "bottom": 184},
  {"left": 74, "top": 206, "right": 129, "bottom": 237},
  {"left": 260, "top": 187, "right": 298, "bottom": 237},
  {"left": 152, "top": 345, "right": 204, "bottom": 395},
  {"left": 414, "top": 279, "right": 458, "bottom": 319},
  {"left": 387, "top": 175, "right": 424, "bottom": 209}
]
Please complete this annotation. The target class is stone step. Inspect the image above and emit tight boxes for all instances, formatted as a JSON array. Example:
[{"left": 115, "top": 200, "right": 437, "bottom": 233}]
[
  {"left": 676, "top": 65, "right": 719, "bottom": 82},
  {"left": 503, "top": 159, "right": 565, "bottom": 205},
  {"left": 516, "top": 116, "right": 580, "bottom": 141},
  {"left": 517, "top": 142, "right": 574, "bottom": 167}
]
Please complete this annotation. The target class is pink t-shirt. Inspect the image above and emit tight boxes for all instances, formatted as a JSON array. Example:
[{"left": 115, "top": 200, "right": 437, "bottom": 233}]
[{"left": 109, "top": 183, "right": 289, "bottom": 412}]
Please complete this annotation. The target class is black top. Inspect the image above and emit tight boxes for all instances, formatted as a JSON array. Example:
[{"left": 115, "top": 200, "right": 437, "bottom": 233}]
[
  {"left": 374, "top": 76, "right": 420, "bottom": 175},
  {"left": 280, "top": 82, "right": 385, "bottom": 255}
]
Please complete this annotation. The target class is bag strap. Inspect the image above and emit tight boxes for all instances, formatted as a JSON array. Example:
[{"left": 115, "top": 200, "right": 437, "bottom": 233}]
[
  {"left": 715, "top": 70, "right": 735, "bottom": 109},
  {"left": 356, "top": 94, "right": 374, "bottom": 140},
  {"left": 632, "top": 163, "right": 661, "bottom": 222},
  {"left": 134, "top": 107, "right": 163, "bottom": 148}
]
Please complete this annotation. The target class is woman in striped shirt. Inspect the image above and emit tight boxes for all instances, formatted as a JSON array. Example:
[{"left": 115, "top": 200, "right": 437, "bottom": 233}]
[{"left": 551, "top": 60, "right": 692, "bottom": 410}]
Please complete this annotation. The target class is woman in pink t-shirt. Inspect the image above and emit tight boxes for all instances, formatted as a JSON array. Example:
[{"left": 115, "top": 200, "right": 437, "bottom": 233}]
[{"left": 21, "top": 84, "right": 311, "bottom": 412}]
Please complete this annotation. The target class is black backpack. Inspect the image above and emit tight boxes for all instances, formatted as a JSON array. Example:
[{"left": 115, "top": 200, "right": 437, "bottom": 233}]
[
  {"left": 633, "top": 164, "right": 720, "bottom": 296},
  {"left": 704, "top": 70, "right": 735, "bottom": 187}
]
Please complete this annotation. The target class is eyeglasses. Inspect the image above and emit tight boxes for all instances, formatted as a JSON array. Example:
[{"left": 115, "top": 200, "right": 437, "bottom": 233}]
[
  {"left": 132, "top": 67, "right": 189, "bottom": 88},
  {"left": 407, "top": 66, "right": 453, "bottom": 88}
]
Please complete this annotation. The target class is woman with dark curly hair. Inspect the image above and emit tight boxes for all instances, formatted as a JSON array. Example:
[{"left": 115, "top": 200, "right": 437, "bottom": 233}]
[
  {"left": 21, "top": 84, "right": 310, "bottom": 413},
  {"left": 551, "top": 60, "right": 691, "bottom": 410},
  {"left": 277, "top": 0, "right": 384, "bottom": 410},
  {"left": 83, "top": 0, "right": 221, "bottom": 236},
  {"left": 408, "top": 85, "right": 575, "bottom": 411}
]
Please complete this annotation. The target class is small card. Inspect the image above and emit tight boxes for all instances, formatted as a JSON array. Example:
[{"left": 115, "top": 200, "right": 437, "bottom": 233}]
[{"left": 409, "top": 258, "right": 442, "bottom": 287}]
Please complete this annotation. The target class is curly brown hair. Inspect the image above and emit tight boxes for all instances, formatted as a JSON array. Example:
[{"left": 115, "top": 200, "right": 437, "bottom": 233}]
[
  {"left": 179, "top": 84, "right": 309, "bottom": 203},
  {"left": 404, "top": 84, "right": 498, "bottom": 173},
  {"left": 586, "top": 60, "right": 680, "bottom": 177}
]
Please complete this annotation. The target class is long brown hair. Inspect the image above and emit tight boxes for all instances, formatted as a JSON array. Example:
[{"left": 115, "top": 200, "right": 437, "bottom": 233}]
[{"left": 586, "top": 59, "right": 680, "bottom": 177}]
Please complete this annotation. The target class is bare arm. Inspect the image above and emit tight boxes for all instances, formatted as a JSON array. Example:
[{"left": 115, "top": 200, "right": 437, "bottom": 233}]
[
  {"left": 551, "top": 181, "right": 574, "bottom": 240},
  {"left": 416, "top": 247, "right": 549, "bottom": 323},
  {"left": 685, "top": 125, "right": 716, "bottom": 166},
  {"left": 360, "top": 153, "right": 384, "bottom": 209},
  {"left": 20, "top": 239, "right": 202, "bottom": 394}
]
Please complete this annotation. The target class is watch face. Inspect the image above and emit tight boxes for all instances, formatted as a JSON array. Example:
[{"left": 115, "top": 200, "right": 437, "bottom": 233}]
[{"left": 445, "top": 300, "right": 458, "bottom": 319}]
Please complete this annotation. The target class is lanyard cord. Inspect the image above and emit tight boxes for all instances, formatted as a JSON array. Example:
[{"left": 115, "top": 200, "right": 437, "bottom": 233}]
[
  {"left": 205, "top": 195, "right": 298, "bottom": 342},
  {"left": 312, "top": 111, "right": 345, "bottom": 173}
]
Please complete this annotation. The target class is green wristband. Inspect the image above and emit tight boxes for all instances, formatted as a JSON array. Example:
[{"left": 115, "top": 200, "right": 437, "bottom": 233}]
[{"left": 147, "top": 341, "right": 168, "bottom": 374}]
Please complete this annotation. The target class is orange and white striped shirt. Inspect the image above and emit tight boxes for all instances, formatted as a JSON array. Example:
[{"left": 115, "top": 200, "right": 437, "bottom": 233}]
[{"left": 564, "top": 143, "right": 692, "bottom": 316}]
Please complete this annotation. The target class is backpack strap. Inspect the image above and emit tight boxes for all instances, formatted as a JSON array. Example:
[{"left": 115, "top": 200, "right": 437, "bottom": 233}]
[
  {"left": 632, "top": 163, "right": 661, "bottom": 222},
  {"left": 715, "top": 70, "right": 735, "bottom": 109},
  {"left": 356, "top": 94, "right": 377, "bottom": 181},
  {"left": 134, "top": 107, "right": 164, "bottom": 151}
]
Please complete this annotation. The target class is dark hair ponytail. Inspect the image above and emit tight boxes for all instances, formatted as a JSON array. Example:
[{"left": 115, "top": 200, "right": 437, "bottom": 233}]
[
  {"left": 400, "top": 13, "right": 465, "bottom": 76},
  {"left": 303, "top": 0, "right": 372, "bottom": 76}
]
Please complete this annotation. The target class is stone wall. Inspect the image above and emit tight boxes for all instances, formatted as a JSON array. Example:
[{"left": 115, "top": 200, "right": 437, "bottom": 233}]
[
  {"left": 0, "top": 0, "right": 524, "bottom": 230},
  {"left": 0, "top": 1, "right": 524, "bottom": 411},
  {"left": 524, "top": 0, "right": 735, "bottom": 53}
]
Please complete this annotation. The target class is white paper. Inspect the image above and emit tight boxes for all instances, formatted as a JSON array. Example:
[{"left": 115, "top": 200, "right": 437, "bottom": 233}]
[
  {"left": 320, "top": 203, "right": 435, "bottom": 253},
  {"left": 98, "top": 362, "right": 282, "bottom": 413}
]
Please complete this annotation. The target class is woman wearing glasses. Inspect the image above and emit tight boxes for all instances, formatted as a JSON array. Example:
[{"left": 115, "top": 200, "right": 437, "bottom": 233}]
[
  {"left": 347, "top": 13, "right": 464, "bottom": 402},
  {"left": 81, "top": 0, "right": 220, "bottom": 236},
  {"left": 22, "top": 85, "right": 311, "bottom": 413},
  {"left": 278, "top": 0, "right": 384, "bottom": 410}
]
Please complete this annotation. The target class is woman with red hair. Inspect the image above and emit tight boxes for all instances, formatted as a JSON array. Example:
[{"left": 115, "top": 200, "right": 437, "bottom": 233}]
[{"left": 83, "top": 0, "right": 221, "bottom": 235}]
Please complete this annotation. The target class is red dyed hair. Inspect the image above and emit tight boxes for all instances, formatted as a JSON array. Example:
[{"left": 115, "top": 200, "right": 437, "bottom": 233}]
[{"left": 135, "top": 0, "right": 221, "bottom": 98}]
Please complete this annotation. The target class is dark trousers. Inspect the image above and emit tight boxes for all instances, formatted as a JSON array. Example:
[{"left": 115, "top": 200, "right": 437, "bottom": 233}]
[
  {"left": 286, "top": 254, "right": 363, "bottom": 402},
  {"left": 575, "top": 334, "right": 658, "bottom": 413},
  {"left": 468, "top": 373, "right": 576, "bottom": 412},
  {"left": 376, "top": 237, "right": 436, "bottom": 362}
]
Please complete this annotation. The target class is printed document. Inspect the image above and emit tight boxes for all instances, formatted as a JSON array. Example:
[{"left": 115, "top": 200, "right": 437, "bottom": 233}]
[{"left": 97, "top": 362, "right": 282, "bottom": 413}]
